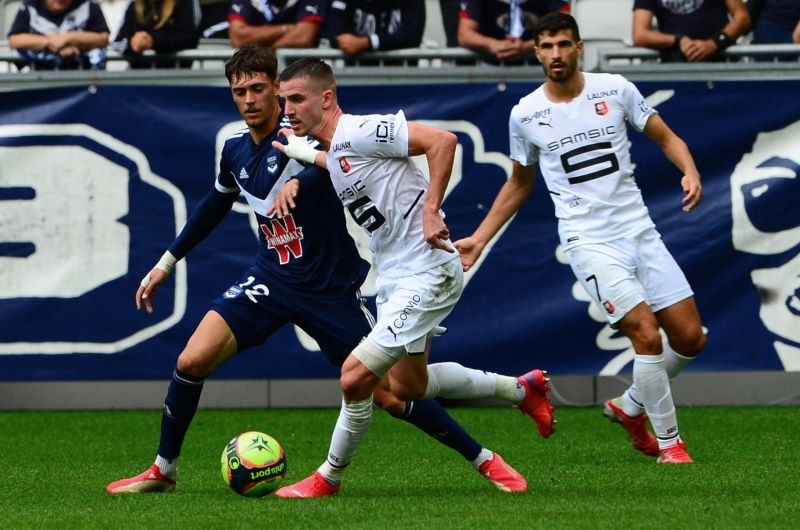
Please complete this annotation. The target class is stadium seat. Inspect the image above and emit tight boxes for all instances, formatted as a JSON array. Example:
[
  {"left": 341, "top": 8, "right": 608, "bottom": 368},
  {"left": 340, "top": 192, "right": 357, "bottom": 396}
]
[{"left": 571, "top": 0, "right": 634, "bottom": 71}]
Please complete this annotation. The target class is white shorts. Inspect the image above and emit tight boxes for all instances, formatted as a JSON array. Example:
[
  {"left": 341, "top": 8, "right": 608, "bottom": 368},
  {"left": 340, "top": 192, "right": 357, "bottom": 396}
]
[
  {"left": 564, "top": 227, "right": 693, "bottom": 326},
  {"left": 366, "top": 256, "right": 463, "bottom": 358}
]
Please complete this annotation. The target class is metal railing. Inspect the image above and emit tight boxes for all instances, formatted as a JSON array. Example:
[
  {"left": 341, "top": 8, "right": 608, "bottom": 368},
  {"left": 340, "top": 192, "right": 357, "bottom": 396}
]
[
  {"left": 596, "top": 44, "right": 800, "bottom": 80},
  {"left": 0, "top": 42, "right": 798, "bottom": 91}
]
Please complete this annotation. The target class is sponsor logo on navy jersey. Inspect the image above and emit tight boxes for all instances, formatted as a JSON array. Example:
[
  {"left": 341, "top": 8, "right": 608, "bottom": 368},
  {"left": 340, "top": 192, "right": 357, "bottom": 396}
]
[{"left": 260, "top": 214, "right": 304, "bottom": 264}]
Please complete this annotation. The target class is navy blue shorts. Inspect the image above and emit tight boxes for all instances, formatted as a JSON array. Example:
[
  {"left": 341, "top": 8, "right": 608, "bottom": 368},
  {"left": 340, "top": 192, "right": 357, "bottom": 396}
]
[{"left": 210, "top": 266, "right": 374, "bottom": 366}]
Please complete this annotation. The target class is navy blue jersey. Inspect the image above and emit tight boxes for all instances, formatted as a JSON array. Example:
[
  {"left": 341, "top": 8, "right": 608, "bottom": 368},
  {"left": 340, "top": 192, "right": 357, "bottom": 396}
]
[
  {"left": 170, "top": 114, "right": 369, "bottom": 295},
  {"left": 228, "top": 0, "right": 325, "bottom": 27},
  {"left": 459, "top": 0, "right": 569, "bottom": 41},
  {"left": 326, "top": 0, "right": 425, "bottom": 51}
]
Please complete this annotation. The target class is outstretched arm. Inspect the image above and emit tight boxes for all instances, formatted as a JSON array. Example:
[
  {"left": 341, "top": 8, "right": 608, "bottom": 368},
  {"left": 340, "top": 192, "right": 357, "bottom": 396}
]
[
  {"left": 136, "top": 188, "right": 236, "bottom": 313},
  {"left": 644, "top": 114, "right": 703, "bottom": 212},
  {"left": 454, "top": 161, "right": 535, "bottom": 271}
]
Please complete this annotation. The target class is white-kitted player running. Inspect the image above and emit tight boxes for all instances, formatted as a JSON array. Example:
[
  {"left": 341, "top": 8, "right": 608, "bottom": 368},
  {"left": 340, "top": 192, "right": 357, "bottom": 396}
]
[
  {"left": 269, "top": 57, "right": 556, "bottom": 498},
  {"left": 456, "top": 12, "right": 706, "bottom": 464}
]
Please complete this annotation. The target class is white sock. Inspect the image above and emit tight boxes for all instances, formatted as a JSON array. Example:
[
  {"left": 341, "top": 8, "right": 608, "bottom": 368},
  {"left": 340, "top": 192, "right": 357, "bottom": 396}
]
[
  {"left": 622, "top": 336, "right": 694, "bottom": 416},
  {"left": 633, "top": 354, "right": 680, "bottom": 450},
  {"left": 471, "top": 448, "right": 494, "bottom": 470},
  {"left": 662, "top": 339, "right": 694, "bottom": 380},
  {"left": 621, "top": 384, "right": 645, "bottom": 417},
  {"left": 422, "top": 362, "right": 496, "bottom": 400},
  {"left": 317, "top": 397, "right": 373, "bottom": 485},
  {"left": 494, "top": 374, "right": 525, "bottom": 404},
  {"left": 155, "top": 455, "right": 177, "bottom": 479}
]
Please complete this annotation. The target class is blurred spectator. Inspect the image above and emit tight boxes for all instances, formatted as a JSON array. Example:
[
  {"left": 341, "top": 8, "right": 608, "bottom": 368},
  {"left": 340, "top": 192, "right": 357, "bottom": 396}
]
[
  {"left": 632, "top": 0, "right": 751, "bottom": 62},
  {"left": 228, "top": 0, "right": 324, "bottom": 49},
  {"left": 7, "top": 0, "right": 109, "bottom": 69},
  {"left": 457, "top": 0, "right": 570, "bottom": 63},
  {"left": 748, "top": 0, "right": 800, "bottom": 45},
  {"left": 112, "top": 0, "right": 201, "bottom": 68},
  {"left": 439, "top": 0, "right": 459, "bottom": 47},
  {"left": 199, "top": 0, "right": 230, "bottom": 38},
  {"left": 326, "top": 0, "right": 425, "bottom": 57}
]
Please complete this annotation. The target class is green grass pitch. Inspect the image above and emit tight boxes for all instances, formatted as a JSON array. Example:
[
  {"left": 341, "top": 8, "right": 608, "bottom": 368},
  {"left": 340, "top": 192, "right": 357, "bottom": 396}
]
[{"left": 1, "top": 406, "right": 798, "bottom": 529}]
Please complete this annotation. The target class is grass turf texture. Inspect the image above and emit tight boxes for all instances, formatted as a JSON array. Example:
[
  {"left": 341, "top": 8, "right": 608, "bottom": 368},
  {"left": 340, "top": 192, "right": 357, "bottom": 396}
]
[{"left": 1, "top": 406, "right": 798, "bottom": 529}]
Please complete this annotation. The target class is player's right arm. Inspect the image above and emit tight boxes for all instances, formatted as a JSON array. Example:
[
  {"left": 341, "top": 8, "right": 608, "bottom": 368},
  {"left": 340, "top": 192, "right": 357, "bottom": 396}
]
[{"left": 454, "top": 161, "right": 536, "bottom": 272}]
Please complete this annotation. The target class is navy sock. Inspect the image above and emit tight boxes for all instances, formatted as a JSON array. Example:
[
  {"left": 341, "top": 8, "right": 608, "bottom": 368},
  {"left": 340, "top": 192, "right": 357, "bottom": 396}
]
[
  {"left": 399, "top": 399, "right": 482, "bottom": 461},
  {"left": 157, "top": 369, "right": 205, "bottom": 460}
]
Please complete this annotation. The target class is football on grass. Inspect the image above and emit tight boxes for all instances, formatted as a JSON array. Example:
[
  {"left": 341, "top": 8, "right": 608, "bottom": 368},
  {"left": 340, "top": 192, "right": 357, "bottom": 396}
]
[{"left": 221, "top": 431, "right": 286, "bottom": 497}]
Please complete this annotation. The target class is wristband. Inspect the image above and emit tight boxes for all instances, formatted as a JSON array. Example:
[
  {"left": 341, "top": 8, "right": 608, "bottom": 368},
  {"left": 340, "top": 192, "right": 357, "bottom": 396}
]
[
  {"left": 155, "top": 250, "right": 177, "bottom": 274},
  {"left": 140, "top": 251, "right": 177, "bottom": 288},
  {"left": 283, "top": 134, "right": 320, "bottom": 164},
  {"left": 673, "top": 33, "right": 684, "bottom": 48},
  {"left": 713, "top": 31, "right": 733, "bottom": 50}
]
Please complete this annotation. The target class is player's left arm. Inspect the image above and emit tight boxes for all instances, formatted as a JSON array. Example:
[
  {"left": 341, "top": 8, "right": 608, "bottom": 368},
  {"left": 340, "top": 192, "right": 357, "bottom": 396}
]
[
  {"left": 643, "top": 113, "right": 703, "bottom": 212},
  {"left": 407, "top": 121, "right": 457, "bottom": 253}
]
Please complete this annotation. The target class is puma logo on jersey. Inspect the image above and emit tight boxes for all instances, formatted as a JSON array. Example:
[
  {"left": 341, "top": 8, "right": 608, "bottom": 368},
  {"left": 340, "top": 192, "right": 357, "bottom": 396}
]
[
  {"left": 239, "top": 167, "right": 249, "bottom": 179},
  {"left": 538, "top": 118, "right": 553, "bottom": 127},
  {"left": 260, "top": 214, "right": 304, "bottom": 264}
]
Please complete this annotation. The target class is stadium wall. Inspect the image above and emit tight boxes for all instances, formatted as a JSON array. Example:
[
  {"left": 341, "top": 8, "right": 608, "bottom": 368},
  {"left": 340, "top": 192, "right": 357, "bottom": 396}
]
[{"left": 0, "top": 66, "right": 799, "bottom": 408}]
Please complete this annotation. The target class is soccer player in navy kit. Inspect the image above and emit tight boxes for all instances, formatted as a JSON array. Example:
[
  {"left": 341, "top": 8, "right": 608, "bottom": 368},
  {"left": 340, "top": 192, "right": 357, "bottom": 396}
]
[{"left": 106, "top": 45, "right": 528, "bottom": 495}]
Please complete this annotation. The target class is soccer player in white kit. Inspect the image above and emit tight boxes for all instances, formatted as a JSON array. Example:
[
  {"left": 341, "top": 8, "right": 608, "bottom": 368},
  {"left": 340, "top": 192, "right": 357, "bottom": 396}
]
[
  {"left": 269, "top": 58, "right": 556, "bottom": 497},
  {"left": 456, "top": 13, "right": 706, "bottom": 464}
]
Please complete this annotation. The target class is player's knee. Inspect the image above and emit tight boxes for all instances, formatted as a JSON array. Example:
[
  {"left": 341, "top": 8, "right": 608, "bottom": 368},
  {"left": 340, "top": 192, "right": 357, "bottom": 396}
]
[
  {"left": 670, "top": 327, "right": 706, "bottom": 357},
  {"left": 176, "top": 351, "right": 214, "bottom": 378},
  {"left": 626, "top": 325, "right": 663, "bottom": 355}
]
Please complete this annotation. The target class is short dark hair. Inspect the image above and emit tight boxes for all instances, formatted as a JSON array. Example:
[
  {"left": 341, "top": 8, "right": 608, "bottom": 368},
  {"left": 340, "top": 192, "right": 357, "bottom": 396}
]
[
  {"left": 535, "top": 12, "right": 581, "bottom": 44},
  {"left": 225, "top": 45, "right": 278, "bottom": 83},
  {"left": 278, "top": 57, "right": 337, "bottom": 98}
]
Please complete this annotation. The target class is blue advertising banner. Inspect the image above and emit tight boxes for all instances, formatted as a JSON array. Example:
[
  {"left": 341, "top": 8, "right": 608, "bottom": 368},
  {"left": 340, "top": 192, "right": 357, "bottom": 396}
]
[{"left": 0, "top": 79, "right": 798, "bottom": 381}]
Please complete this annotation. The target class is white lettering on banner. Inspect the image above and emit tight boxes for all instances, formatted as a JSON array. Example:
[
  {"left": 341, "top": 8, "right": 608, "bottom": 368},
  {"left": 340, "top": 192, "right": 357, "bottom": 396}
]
[
  {"left": 0, "top": 124, "right": 186, "bottom": 354},
  {"left": 0, "top": 145, "right": 128, "bottom": 297}
]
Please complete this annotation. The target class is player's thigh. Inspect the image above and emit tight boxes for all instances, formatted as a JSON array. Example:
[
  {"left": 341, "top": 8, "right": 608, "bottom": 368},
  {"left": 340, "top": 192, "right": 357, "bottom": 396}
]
[
  {"left": 178, "top": 311, "right": 239, "bottom": 377},
  {"left": 208, "top": 268, "right": 290, "bottom": 355},
  {"left": 636, "top": 229, "right": 694, "bottom": 314},
  {"left": 565, "top": 241, "right": 644, "bottom": 326},
  {"left": 294, "top": 289, "right": 375, "bottom": 367},
  {"left": 369, "top": 259, "right": 463, "bottom": 355}
]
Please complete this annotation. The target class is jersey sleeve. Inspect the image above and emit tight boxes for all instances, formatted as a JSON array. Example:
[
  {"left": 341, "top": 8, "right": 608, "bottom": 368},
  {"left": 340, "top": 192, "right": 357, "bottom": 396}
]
[
  {"left": 295, "top": 0, "right": 325, "bottom": 23},
  {"left": 459, "top": 0, "right": 480, "bottom": 21},
  {"left": 216, "top": 141, "right": 241, "bottom": 193},
  {"left": 7, "top": 2, "right": 30, "bottom": 36},
  {"left": 87, "top": 0, "right": 110, "bottom": 33},
  {"left": 508, "top": 105, "right": 538, "bottom": 166},
  {"left": 349, "top": 111, "right": 409, "bottom": 158},
  {"left": 621, "top": 77, "right": 657, "bottom": 132}
]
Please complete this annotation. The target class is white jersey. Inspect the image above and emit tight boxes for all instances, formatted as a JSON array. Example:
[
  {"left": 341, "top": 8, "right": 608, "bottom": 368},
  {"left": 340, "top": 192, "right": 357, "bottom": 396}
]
[
  {"left": 327, "top": 110, "right": 457, "bottom": 278},
  {"left": 509, "top": 72, "right": 657, "bottom": 249}
]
